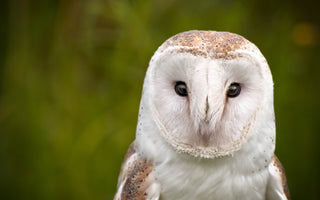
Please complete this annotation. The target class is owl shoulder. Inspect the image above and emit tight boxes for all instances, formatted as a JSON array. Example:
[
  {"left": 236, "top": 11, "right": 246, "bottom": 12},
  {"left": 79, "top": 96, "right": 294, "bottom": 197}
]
[
  {"left": 114, "top": 142, "right": 160, "bottom": 200},
  {"left": 266, "top": 155, "right": 290, "bottom": 200}
]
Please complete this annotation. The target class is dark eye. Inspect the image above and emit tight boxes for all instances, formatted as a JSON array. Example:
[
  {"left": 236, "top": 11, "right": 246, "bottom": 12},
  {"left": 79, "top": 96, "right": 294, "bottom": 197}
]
[
  {"left": 175, "top": 81, "right": 188, "bottom": 96},
  {"left": 227, "top": 82, "right": 241, "bottom": 98}
]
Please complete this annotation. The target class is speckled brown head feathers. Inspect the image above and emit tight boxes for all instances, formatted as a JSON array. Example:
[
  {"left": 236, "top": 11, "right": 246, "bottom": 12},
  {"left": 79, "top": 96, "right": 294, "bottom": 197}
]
[{"left": 159, "top": 30, "right": 252, "bottom": 59}]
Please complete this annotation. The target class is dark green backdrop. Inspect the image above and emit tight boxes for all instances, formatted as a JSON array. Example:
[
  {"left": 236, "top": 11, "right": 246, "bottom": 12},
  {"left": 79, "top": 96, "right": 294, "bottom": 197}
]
[{"left": 1, "top": 0, "right": 319, "bottom": 199}]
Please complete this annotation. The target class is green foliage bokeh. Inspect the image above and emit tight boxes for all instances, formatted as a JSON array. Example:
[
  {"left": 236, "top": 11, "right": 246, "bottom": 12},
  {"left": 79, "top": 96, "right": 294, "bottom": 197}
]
[{"left": 0, "top": 0, "right": 319, "bottom": 199}]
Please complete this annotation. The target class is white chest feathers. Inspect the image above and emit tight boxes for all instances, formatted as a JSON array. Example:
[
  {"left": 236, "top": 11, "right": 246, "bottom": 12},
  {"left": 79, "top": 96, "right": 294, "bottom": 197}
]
[{"left": 154, "top": 153, "right": 270, "bottom": 200}]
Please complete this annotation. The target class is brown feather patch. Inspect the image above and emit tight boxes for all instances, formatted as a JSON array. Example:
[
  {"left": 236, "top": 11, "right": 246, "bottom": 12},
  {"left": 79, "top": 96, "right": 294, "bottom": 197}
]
[
  {"left": 161, "top": 30, "right": 251, "bottom": 59},
  {"left": 115, "top": 142, "right": 155, "bottom": 200},
  {"left": 117, "top": 142, "right": 137, "bottom": 187},
  {"left": 121, "top": 159, "right": 153, "bottom": 200},
  {"left": 273, "top": 155, "right": 291, "bottom": 200}
]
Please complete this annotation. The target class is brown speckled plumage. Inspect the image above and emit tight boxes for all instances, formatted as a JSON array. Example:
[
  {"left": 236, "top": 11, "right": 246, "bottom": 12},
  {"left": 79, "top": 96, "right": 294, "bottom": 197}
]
[
  {"left": 115, "top": 142, "right": 154, "bottom": 200},
  {"left": 160, "top": 30, "right": 251, "bottom": 59},
  {"left": 272, "top": 155, "right": 291, "bottom": 200},
  {"left": 121, "top": 159, "right": 153, "bottom": 200},
  {"left": 117, "top": 143, "right": 137, "bottom": 186}
]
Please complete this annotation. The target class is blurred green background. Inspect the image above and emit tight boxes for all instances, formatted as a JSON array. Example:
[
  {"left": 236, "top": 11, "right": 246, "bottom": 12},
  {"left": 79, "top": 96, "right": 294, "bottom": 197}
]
[{"left": 0, "top": 0, "right": 319, "bottom": 199}]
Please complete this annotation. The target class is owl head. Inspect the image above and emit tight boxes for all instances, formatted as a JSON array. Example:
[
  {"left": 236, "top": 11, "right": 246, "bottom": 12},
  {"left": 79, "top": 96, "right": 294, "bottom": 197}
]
[{"left": 136, "top": 31, "right": 275, "bottom": 159}]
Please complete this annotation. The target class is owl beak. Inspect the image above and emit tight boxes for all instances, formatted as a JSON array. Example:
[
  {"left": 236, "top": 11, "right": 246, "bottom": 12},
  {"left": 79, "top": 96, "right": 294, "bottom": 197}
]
[
  {"left": 197, "top": 119, "right": 213, "bottom": 146},
  {"left": 196, "top": 96, "right": 224, "bottom": 146},
  {"left": 204, "top": 96, "right": 210, "bottom": 123}
]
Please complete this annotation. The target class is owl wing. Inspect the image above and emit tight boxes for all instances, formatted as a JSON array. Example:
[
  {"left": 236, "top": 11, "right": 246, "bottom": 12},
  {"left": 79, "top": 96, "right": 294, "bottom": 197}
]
[
  {"left": 266, "top": 155, "right": 290, "bottom": 200},
  {"left": 114, "top": 142, "right": 161, "bottom": 200}
]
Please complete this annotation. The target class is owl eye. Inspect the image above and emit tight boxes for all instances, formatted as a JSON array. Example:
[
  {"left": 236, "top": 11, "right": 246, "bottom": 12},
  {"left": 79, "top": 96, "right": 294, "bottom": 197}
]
[
  {"left": 227, "top": 83, "right": 241, "bottom": 98},
  {"left": 175, "top": 81, "right": 188, "bottom": 96}
]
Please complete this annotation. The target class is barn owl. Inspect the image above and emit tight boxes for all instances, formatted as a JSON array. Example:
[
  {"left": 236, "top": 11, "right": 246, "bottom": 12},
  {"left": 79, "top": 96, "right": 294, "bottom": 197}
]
[{"left": 114, "top": 30, "right": 290, "bottom": 200}]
